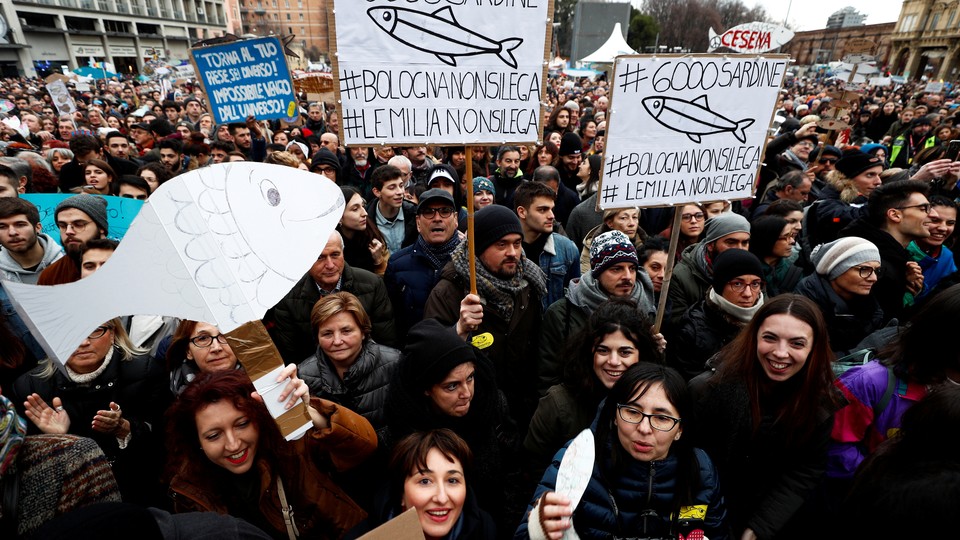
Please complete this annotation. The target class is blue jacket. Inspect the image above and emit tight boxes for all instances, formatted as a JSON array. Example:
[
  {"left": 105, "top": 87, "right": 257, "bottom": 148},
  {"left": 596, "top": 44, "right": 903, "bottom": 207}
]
[
  {"left": 383, "top": 241, "right": 451, "bottom": 335},
  {"left": 516, "top": 435, "right": 728, "bottom": 540},
  {"left": 538, "top": 233, "right": 581, "bottom": 310}
]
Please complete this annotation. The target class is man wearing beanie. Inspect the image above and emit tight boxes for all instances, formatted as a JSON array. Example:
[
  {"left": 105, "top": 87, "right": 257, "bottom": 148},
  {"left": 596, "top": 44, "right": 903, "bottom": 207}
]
[
  {"left": 668, "top": 211, "right": 751, "bottom": 327},
  {"left": 557, "top": 132, "right": 583, "bottom": 191},
  {"left": 538, "top": 230, "right": 657, "bottom": 394},
  {"left": 670, "top": 249, "right": 765, "bottom": 380},
  {"left": 310, "top": 148, "right": 341, "bottom": 181},
  {"left": 890, "top": 116, "right": 936, "bottom": 168},
  {"left": 805, "top": 149, "right": 883, "bottom": 248},
  {"left": 38, "top": 194, "right": 108, "bottom": 285},
  {"left": 488, "top": 146, "right": 524, "bottom": 208},
  {"left": 424, "top": 204, "right": 548, "bottom": 426},
  {"left": 839, "top": 180, "right": 936, "bottom": 322},
  {"left": 795, "top": 237, "right": 885, "bottom": 355}
]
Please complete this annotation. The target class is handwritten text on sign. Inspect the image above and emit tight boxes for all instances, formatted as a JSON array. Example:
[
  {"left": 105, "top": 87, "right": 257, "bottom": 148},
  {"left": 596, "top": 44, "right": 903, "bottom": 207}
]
[
  {"left": 332, "top": 0, "right": 549, "bottom": 145},
  {"left": 192, "top": 37, "right": 297, "bottom": 124},
  {"left": 600, "top": 55, "right": 787, "bottom": 209}
]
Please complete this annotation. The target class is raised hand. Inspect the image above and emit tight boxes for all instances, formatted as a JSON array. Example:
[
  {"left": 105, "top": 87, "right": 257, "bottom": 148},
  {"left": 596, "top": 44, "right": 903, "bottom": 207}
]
[{"left": 24, "top": 394, "right": 70, "bottom": 434}]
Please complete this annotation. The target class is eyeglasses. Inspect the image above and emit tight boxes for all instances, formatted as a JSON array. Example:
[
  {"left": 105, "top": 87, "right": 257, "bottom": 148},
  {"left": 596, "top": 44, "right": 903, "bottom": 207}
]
[
  {"left": 855, "top": 265, "right": 882, "bottom": 279},
  {"left": 418, "top": 207, "right": 456, "bottom": 219},
  {"left": 56, "top": 219, "right": 91, "bottom": 232},
  {"left": 778, "top": 232, "right": 799, "bottom": 242},
  {"left": 681, "top": 212, "right": 705, "bottom": 222},
  {"left": 87, "top": 325, "right": 112, "bottom": 340},
  {"left": 727, "top": 280, "right": 763, "bottom": 292},
  {"left": 616, "top": 404, "right": 681, "bottom": 431},
  {"left": 795, "top": 141, "right": 815, "bottom": 149},
  {"left": 819, "top": 158, "right": 838, "bottom": 164},
  {"left": 314, "top": 166, "right": 337, "bottom": 175},
  {"left": 897, "top": 203, "right": 932, "bottom": 214},
  {"left": 190, "top": 334, "right": 228, "bottom": 348}
]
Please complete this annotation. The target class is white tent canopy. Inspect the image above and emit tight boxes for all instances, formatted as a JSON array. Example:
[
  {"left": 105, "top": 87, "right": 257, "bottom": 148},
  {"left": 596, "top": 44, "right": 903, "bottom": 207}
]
[{"left": 580, "top": 23, "right": 637, "bottom": 64}]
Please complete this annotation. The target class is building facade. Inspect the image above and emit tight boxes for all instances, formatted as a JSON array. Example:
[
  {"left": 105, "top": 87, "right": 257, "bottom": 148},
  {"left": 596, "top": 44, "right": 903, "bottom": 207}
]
[
  {"left": 889, "top": 0, "right": 960, "bottom": 80},
  {"left": 826, "top": 7, "right": 869, "bottom": 29},
  {"left": 237, "top": 0, "right": 329, "bottom": 63},
  {"left": 781, "top": 22, "right": 895, "bottom": 69},
  {"left": 0, "top": 0, "right": 228, "bottom": 78}
]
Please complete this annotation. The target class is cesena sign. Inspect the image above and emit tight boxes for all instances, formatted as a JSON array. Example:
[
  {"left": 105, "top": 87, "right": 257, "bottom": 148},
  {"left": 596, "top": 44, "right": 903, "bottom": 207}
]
[{"left": 707, "top": 22, "right": 794, "bottom": 54}]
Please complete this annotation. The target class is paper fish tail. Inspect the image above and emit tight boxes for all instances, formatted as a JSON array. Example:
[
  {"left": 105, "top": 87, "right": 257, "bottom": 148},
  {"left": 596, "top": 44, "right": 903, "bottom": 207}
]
[{"left": 497, "top": 38, "right": 523, "bottom": 69}]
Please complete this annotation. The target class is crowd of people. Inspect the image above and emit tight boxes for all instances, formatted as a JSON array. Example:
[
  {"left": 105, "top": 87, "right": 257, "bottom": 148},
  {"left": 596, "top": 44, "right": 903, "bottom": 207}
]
[{"left": 0, "top": 67, "right": 958, "bottom": 540}]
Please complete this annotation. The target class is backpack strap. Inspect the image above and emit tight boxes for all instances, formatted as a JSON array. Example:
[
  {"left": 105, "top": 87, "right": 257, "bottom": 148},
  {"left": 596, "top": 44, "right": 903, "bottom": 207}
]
[{"left": 873, "top": 366, "right": 897, "bottom": 420}]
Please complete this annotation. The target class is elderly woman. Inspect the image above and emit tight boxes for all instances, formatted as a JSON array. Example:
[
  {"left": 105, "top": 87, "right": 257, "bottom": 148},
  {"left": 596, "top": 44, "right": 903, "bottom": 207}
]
[
  {"left": 795, "top": 237, "right": 885, "bottom": 356},
  {"left": 11, "top": 319, "right": 170, "bottom": 505},
  {"left": 45, "top": 146, "right": 73, "bottom": 178},
  {"left": 166, "top": 368, "right": 376, "bottom": 539},
  {"left": 165, "top": 320, "right": 241, "bottom": 395},
  {"left": 669, "top": 249, "right": 766, "bottom": 380},
  {"left": 749, "top": 215, "right": 803, "bottom": 296},
  {"left": 300, "top": 292, "right": 401, "bottom": 440}
]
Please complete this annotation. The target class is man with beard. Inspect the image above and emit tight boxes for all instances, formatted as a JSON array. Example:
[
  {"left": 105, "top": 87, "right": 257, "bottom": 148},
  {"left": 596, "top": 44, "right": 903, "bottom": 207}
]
[
  {"left": 0, "top": 198, "right": 62, "bottom": 283},
  {"left": 557, "top": 132, "right": 583, "bottom": 191},
  {"left": 424, "top": 204, "right": 547, "bottom": 426},
  {"left": 37, "top": 194, "right": 108, "bottom": 285},
  {"left": 400, "top": 146, "right": 436, "bottom": 186},
  {"left": 488, "top": 145, "right": 524, "bottom": 208},
  {"left": 343, "top": 146, "right": 375, "bottom": 199},
  {"left": 513, "top": 181, "right": 579, "bottom": 309}
]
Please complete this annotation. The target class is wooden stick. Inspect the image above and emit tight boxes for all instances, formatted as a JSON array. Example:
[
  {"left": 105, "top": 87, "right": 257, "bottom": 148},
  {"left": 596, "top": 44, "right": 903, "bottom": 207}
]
[
  {"left": 465, "top": 147, "right": 478, "bottom": 295},
  {"left": 653, "top": 206, "right": 683, "bottom": 334}
]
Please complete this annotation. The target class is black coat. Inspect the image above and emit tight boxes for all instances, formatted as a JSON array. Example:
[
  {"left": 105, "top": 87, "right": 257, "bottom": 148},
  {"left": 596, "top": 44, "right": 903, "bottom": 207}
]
[
  {"left": 668, "top": 296, "right": 744, "bottom": 380},
  {"left": 794, "top": 273, "right": 885, "bottom": 356},
  {"left": 839, "top": 219, "right": 910, "bottom": 323}
]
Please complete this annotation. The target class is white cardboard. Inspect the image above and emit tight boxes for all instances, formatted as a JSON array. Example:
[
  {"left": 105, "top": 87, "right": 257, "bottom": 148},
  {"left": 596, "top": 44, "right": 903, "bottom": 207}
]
[
  {"left": 330, "top": 0, "right": 549, "bottom": 145},
  {"left": 600, "top": 55, "right": 788, "bottom": 209},
  {"left": 5, "top": 162, "right": 345, "bottom": 364}
]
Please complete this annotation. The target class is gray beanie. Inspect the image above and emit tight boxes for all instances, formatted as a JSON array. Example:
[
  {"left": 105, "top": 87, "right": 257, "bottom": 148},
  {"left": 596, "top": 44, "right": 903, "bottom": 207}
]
[
  {"left": 55, "top": 194, "right": 108, "bottom": 235},
  {"left": 811, "top": 237, "right": 880, "bottom": 280},
  {"left": 703, "top": 212, "right": 750, "bottom": 244}
]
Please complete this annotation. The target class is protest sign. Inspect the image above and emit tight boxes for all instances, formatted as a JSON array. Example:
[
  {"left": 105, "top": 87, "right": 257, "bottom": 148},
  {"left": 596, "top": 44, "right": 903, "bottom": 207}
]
[
  {"left": 924, "top": 81, "right": 945, "bottom": 94},
  {"left": 191, "top": 37, "right": 298, "bottom": 124},
  {"left": 599, "top": 54, "right": 788, "bottom": 209},
  {"left": 46, "top": 79, "right": 77, "bottom": 115},
  {"left": 329, "top": 0, "right": 552, "bottom": 145},
  {"left": 21, "top": 193, "right": 144, "bottom": 247},
  {"left": 707, "top": 22, "right": 794, "bottom": 54}
]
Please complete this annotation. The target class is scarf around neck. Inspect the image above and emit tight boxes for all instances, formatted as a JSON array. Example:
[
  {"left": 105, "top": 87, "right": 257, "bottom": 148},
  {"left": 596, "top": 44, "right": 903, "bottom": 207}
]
[
  {"left": 451, "top": 241, "right": 547, "bottom": 319},
  {"left": 0, "top": 393, "right": 27, "bottom": 484},
  {"left": 708, "top": 287, "right": 764, "bottom": 324},
  {"left": 416, "top": 234, "right": 461, "bottom": 271}
]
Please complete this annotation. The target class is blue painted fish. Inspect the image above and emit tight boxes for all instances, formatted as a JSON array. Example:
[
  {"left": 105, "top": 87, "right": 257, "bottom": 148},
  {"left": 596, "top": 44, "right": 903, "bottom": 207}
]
[
  {"left": 642, "top": 95, "right": 755, "bottom": 144},
  {"left": 5, "top": 163, "right": 345, "bottom": 363},
  {"left": 368, "top": 6, "right": 523, "bottom": 68}
]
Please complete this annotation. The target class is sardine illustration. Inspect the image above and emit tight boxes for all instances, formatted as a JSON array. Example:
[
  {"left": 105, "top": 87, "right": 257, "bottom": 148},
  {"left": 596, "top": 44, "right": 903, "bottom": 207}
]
[
  {"left": 642, "top": 95, "right": 755, "bottom": 144},
  {"left": 5, "top": 163, "right": 345, "bottom": 363},
  {"left": 368, "top": 6, "right": 523, "bottom": 68}
]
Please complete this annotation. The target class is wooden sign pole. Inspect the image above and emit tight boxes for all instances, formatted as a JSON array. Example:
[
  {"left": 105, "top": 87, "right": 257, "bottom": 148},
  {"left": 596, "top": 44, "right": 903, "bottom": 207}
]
[
  {"left": 465, "top": 147, "right": 478, "bottom": 295},
  {"left": 653, "top": 206, "right": 683, "bottom": 334}
]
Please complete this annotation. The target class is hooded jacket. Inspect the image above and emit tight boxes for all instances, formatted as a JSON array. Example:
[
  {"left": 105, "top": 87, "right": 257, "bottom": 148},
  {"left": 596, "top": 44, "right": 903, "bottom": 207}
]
[
  {"left": 794, "top": 273, "right": 885, "bottom": 356},
  {"left": 667, "top": 242, "right": 712, "bottom": 327},
  {"left": 0, "top": 232, "right": 63, "bottom": 284}
]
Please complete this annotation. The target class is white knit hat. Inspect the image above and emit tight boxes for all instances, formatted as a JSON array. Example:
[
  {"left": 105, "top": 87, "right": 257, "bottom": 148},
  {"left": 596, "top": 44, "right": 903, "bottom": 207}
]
[{"left": 811, "top": 237, "right": 881, "bottom": 280}]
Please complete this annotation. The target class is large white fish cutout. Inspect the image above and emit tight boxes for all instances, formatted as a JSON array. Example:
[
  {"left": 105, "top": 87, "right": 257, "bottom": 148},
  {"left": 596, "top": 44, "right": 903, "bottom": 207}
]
[
  {"left": 5, "top": 162, "right": 345, "bottom": 364},
  {"left": 707, "top": 22, "right": 794, "bottom": 54}
]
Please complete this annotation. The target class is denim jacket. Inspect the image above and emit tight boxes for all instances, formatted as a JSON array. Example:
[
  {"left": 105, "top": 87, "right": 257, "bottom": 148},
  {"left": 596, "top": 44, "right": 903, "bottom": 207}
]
[{"left": 538, "top": 233, "right": 580, "bottom": 310}]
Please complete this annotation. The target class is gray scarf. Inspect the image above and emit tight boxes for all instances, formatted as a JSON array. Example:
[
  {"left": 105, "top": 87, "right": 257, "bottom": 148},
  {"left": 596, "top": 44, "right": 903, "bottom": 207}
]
[
  {"left": 567, "top": 270, "right": 657, "bottom": 319},
  {"left": 451, "top": 241, "right": 547, "bottom": 319}
]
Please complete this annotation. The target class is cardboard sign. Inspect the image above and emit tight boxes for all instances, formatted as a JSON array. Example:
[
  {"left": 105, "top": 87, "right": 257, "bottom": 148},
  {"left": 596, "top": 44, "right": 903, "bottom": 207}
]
[
  {"left": 46, "top": 80, "right": 77, "bottom": 116},
  {"left": 21, "top": 193, "right": 144, "bottom": 246},
  {"left": 357, "top": 508, "right": 425, "bottom": 540},
  {"left": 600, "top": 55, "right": 788, "bottom": 209},
  {"left": 925, "top": 81, "right": 945, "bottom": 94},
  {"left": 329, "top": 0, "right": 552, "bottom": 145},
  {"left": 191, "top": 37, "right": 298, "bottom": 124},
  {"left": 844, "top": 38, "right": 876, "bottom": 55}
]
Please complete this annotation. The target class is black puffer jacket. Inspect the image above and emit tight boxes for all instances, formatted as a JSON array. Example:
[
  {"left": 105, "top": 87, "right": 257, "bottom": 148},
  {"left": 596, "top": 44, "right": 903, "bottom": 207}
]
[
  {"left": 668, "top": 295, "right": 745, "bottom": 380},
  {"left": 299, "top": 340, "right": 401, "bottom": 440},
  {"left": 265, "top": 263, "right": 397, "bottom": 364},
  {"left": 794, "top": 273, "right": 885, "bottom": 356}
]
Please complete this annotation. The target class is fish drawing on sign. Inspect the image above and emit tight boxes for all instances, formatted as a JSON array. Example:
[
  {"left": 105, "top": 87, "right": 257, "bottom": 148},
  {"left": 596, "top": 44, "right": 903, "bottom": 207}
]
[
  {"left": 4, "top": 162, "right": 345, "bottom": 364},
  {"left": 368, "top": 6, "right": 523, "bottom": 68},
  {"left": 707, "top": 22, "right": 794, "bottom": 54},
  {"left": 642, "top": 95, "right": 755, "bottom": 144}
]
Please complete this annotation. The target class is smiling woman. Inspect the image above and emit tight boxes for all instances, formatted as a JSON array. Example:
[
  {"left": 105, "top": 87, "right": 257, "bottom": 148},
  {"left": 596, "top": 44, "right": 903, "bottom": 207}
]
[{"left": 165, "top": 320, "right": 241, "bottom": 395}]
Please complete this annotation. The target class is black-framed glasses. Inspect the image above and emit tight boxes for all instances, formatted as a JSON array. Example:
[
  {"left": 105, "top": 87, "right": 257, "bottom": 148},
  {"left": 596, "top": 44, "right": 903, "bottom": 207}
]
[
  {"left": 190, "top": 334, "right": 228, "bottom": 348},
  {"left": 727, "top": 280, "right": 763, "bottom": 292},
  {"left": 819, "top": 158, "right": 838, "bottom": 164},
  {"left": 314, "top": 166, "right": 337, "bottom": 175},
  {"left": 418, "top": 207, "right": 455, "bottom": 219},
  {"left": 897, "top": 203, "right": 932, "bottom": 214},
  {"left": 854, "top": 265, "right": 882, "bottom": 279},
  {"left": 87, "top": 325, "right": 112, "bottom": 340},
  {"left": 616, "top": 404, "right": 681, "bottom": 431},
  {"left": 681, "top": 212, "right": 705, "bottom": 222}
]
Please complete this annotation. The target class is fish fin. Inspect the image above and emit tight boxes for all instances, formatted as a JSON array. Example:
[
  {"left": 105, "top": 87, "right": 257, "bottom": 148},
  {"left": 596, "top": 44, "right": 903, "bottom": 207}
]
[
  {"left": 435, "top": 54, "right": 457, "bottom": 66},
  {"left": 733, "top": 118, "right": 756, "bottom": 143},
  {"left": 687, "top": 134, "right": 702, "bottom": 144},
  {"left": 497, "top": 37, "right": 523, "bottom": 69},
  {"left": 692, "top": 94, "right": 709, "bottom": 108},
  {"left": 432, "top": 6, "right": 458, "bottom": 24}
]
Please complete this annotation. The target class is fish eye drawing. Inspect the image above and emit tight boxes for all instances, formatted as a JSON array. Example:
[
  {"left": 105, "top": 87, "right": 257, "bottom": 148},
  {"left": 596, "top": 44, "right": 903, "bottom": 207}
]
[
  {"left": 367, "top": 6, "right": 523, "bottom": 68},
  {"left": 642, "top": 95, "right": 755, "bottom": 144}
]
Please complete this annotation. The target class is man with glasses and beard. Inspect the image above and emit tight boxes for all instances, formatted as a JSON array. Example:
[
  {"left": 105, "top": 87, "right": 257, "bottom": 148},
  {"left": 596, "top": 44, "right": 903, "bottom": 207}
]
[{"left": 37, "top": 195, "right": 108, "bottom": 285}]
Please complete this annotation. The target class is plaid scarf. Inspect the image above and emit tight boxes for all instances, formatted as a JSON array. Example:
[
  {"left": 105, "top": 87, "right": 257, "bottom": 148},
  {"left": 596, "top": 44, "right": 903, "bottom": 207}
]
[
  {"left": 415, "top": 234, "right": 461, "bottom": 271},
  {"left": 451, "top": 241, "right": 547, "bottom": 319}
]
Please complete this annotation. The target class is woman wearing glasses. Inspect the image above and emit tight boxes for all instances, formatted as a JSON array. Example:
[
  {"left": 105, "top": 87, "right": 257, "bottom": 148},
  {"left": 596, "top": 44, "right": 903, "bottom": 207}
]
[
  {"left": 748, "top": 216, "right": 803, "bottom": 297},
  {"left": 689, "top": 295, "right": 842, "bottom": 540},
  {"left": 669, "top": 249, "right": 766, "bottom": 381},
  {"left": 166, "top": 320, "right": 241, "bottom": 395},
  {"left": 658, "top": 204, "right": 705, "bottom": 263},
  {"left": 517, "top": 362, "right": 727, "bottom": 540},
  {"left": 11, "top": 318, "right": 171, "bottom": 505},
  {"left": 795, "top": 237, "right": 884, "bottom": 356}
]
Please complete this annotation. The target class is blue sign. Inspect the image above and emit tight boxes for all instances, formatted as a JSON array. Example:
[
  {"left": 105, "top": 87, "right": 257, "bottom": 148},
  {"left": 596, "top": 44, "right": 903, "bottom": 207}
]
[
  {"left": 21, "top": 194, "right": 144, "bottom": 247},
  {"left": 191, "top": 37, "right": 298, "bottom": 124}
]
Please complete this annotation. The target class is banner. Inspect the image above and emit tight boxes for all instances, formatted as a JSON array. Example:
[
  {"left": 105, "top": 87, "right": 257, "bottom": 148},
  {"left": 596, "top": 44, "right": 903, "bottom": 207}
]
[
  {"left": 46, "top": 80, "right": 77, "bottom": 116},
  {"left": 600, "top": 55, "right": 788, "bottom": 209},
  {"left": 22, "top": 193, "right": 144, "bottom": 246},
  {"left": 191, "top": 37, "right": 297, "bottom": 124},
  {"left": 329, "top": 0, "right": 551, "bottom": 145}
]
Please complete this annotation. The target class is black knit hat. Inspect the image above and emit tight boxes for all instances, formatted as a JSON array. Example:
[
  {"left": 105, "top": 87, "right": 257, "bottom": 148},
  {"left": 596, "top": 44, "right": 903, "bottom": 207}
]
[
  {"left": 835, "top": 149, "right": 882, "bottom": 179},
  {"left": 473, "top": 204, "right": 522, "bottom": 253},
  {"left": 711, "top": 249, "right": 764, "bottom": 289},
  {"left": 309, "top": 148, "right": 341, "bottom": 173},
  {"left": 403, "top": 319, "right": 476, "bottom": 391},
  {"left": 55, "top": 193, "right": 108, "bottom": 235},
  {"left": 559, "top": 132, "right": 582, "bottom": 156}
]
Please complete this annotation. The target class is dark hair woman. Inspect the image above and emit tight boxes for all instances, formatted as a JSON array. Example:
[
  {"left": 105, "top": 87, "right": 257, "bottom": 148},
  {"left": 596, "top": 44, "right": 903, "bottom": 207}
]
[
  {"left": 518, "top": 362, "right": 728, "bottom": 540},
  {"left": 165, "top": 368, "right": 376, "bottom": 539},
  {"left": 337, "top": 186, "right": 390, "bottom": 275},
  {"left": 689, "top": 294, "right": 842, "bottom": 540},
  {"left": 748, "top": 215, "right": 803, "bottom": 296}
]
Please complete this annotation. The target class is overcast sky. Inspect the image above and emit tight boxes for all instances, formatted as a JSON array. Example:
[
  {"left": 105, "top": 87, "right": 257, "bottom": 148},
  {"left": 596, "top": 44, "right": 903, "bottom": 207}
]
[{"left": 754, "top": 0, "right": 902, "bottom": 31}]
